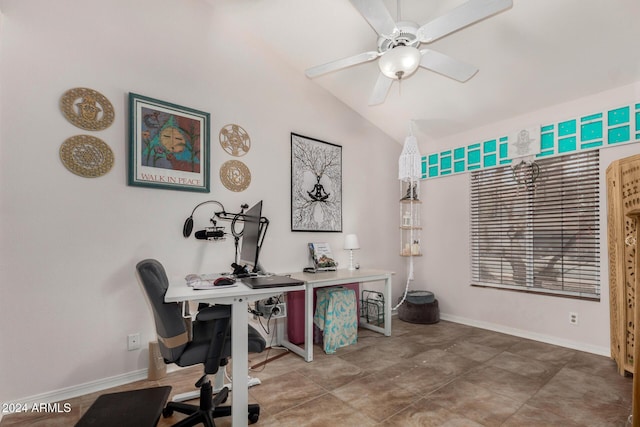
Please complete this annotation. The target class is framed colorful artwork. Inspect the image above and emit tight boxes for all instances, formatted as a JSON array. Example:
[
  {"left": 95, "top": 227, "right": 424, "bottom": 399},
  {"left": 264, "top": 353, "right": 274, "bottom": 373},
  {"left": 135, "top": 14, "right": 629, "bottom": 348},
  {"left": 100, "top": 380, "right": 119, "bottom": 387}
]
[
  {"left": 128, "top": 93, "right": 210, "bottom": 192},
  {"left": 291, "top": 133, "right": 342, "bottom": 232}
]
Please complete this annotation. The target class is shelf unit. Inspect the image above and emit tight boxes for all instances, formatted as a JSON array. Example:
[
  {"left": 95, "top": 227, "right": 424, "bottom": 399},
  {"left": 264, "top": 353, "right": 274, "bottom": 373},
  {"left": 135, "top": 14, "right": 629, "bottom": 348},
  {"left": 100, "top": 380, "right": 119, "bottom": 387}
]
[{"left": 400, "top": 180, "right": 421, "bottom": 257}]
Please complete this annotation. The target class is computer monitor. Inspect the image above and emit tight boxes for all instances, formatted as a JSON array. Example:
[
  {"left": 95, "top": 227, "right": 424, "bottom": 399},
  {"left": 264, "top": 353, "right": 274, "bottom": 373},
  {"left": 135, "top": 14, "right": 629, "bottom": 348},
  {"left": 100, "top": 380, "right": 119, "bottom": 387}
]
[{"left": 238, "top": 200, "right": 265, "bottom": 274}]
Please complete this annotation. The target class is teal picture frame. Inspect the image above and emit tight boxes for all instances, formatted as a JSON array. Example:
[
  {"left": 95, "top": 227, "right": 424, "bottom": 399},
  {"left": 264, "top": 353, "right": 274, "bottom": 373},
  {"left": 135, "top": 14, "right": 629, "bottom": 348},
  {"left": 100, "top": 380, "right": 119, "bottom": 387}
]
[{"left": 128, "top": 93, "right": 210, "bottom": 192}]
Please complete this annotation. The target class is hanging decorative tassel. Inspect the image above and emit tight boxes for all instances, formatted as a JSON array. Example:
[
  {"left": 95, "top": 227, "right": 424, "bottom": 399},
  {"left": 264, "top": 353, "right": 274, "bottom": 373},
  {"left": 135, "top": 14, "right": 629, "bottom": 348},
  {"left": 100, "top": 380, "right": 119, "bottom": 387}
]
[{"left": 398, "top": 125, "right": 422, "bottom": 182}]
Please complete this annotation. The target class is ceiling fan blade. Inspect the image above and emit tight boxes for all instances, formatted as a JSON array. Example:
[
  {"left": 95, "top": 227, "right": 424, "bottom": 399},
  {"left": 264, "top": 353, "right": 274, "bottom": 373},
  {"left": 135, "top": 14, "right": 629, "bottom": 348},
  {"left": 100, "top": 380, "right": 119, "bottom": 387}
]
[
  {"left": 369, "top": 73, "right": 393, "bottom": 106},
  {"left": 349, "top": 0, "right": 399, "bottom": 39},
  {"left": 419, "top": 49, "right": 478, "bottom": 82},
  {"left": 416, "top": 0, "right": 513, "bottom": 43},
  {"left": 305, "top": 51, "right": 380, "bottom": 78}
]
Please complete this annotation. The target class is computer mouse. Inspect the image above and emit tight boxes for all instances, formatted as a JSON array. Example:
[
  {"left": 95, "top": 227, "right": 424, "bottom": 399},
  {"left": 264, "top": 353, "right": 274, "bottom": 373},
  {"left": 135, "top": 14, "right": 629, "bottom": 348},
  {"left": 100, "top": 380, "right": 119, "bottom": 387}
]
[{"left": 214, "top": 277, "right": 236, "bottom": 286}]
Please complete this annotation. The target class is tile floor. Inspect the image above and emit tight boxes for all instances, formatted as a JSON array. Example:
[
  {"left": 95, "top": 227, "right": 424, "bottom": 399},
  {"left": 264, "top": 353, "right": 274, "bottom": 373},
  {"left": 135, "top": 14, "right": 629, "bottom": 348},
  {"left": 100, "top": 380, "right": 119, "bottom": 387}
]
[{"left": 1, "top": 318, "right": 633, "bottom": 426}]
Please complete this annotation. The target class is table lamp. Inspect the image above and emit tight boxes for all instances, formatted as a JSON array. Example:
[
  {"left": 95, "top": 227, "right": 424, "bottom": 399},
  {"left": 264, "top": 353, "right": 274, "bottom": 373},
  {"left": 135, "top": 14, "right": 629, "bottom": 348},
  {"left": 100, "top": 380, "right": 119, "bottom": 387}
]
[{"left": 344, "top": 234, "right": 360, "bottom": 271}]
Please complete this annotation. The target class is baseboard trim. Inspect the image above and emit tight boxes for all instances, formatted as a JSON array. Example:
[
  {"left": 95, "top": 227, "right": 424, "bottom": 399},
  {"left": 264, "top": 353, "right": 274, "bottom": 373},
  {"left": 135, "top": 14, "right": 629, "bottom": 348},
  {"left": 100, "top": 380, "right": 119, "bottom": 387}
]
[
  {"left": 0, "top": 365, "right": 183, "bottom": 422},
  {"left": 439, "top": 312, "right": 610, "bottom": 357}
]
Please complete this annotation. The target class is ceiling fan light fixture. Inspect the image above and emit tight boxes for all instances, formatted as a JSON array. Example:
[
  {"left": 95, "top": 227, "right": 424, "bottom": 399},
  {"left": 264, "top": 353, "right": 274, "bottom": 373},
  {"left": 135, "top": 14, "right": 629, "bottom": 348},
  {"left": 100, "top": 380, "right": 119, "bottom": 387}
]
[{"left": 378, "top": 46, "right": 421, "bottom": 80}]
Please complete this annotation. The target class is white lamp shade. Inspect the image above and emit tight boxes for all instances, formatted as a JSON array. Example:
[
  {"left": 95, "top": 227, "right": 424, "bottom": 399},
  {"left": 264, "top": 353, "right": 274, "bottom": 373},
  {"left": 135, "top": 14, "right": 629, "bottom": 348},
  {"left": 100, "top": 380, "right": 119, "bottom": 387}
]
[
  {"left": 378, "top": 46, "right": 421, "bottom": 80},
  {"left": 344, "top": 234, "right": 360, "bottom": 250}
]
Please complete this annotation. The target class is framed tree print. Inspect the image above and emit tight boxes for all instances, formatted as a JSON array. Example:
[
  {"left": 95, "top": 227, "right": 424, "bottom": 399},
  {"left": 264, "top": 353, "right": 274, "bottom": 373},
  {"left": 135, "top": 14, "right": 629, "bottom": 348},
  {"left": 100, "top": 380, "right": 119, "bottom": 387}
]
[
  {"left": 291, "top": 133, "right": 342, "bottom": 232},
  {"left": 128, "top": 93, "right": 210, "bottom": 192}
]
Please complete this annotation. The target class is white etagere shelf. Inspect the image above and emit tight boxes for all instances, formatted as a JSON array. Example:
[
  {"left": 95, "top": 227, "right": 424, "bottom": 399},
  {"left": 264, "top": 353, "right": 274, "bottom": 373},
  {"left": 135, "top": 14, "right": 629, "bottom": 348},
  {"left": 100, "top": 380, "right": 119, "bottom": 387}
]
[{"left": 400, "top": 180, "right": 421, "bottom": 257}]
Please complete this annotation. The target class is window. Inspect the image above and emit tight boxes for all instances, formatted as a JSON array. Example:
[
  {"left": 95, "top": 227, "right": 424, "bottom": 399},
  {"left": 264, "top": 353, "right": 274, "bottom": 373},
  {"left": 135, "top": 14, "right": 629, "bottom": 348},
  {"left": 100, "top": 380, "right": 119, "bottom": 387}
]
[{"left": 470, "top": 151, "right": 600, "bottom": 300}]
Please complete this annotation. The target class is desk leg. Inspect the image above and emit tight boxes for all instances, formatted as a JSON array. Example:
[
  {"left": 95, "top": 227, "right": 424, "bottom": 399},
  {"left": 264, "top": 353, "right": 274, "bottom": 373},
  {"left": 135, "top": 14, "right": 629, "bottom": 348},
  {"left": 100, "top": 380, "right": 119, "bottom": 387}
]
[
  {"left": 384, "top": 276, "right": 392, "bottom": 336},
  {"left": 231, "top": 298, "right": 249, "bottom": 427},
  {"left": 304, "top": 285, "right": 313, "bottom": 362}
]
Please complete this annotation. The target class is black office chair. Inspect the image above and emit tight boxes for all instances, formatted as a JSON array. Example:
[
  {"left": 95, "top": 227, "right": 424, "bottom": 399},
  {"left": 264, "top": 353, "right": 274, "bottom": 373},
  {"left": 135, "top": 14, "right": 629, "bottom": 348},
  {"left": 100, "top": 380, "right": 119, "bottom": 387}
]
[{"left": 136, "top": 259, "right": 265, "bottom": 426}]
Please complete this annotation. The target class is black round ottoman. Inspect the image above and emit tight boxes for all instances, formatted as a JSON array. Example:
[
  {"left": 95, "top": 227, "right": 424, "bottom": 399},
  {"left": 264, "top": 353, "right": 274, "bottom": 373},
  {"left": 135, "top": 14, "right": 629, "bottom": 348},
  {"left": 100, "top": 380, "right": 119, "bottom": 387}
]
[{"left": 398, "top": 290, "right": 440, "bottom": 324}]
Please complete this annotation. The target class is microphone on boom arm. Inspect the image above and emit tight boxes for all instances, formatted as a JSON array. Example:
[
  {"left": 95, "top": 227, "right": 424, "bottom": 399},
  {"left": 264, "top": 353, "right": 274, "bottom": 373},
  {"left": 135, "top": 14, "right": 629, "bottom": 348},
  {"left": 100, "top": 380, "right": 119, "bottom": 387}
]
[{"left": 194, "top": 228, "right": 225, "bottom": 241}]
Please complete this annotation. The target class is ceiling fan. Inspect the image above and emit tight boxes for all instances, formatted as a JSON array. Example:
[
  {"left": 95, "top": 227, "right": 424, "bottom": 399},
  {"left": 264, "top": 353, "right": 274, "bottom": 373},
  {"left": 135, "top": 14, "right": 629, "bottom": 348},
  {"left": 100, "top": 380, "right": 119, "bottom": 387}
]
[{"left": 305, "top": 0, "right": 513, "bottom": 105}]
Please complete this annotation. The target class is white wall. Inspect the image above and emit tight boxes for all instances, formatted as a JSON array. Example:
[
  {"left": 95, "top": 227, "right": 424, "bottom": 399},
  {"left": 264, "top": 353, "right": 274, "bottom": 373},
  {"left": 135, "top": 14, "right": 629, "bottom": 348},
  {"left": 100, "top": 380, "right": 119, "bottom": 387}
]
[
  {"left": 418, "top": 82, "right": 640, "bottom": 355},
  {"left": 3, "top": 0, "right": 636, "bottom": 407},
  {"left": 0, "top": 0, "right": 404, "bottom": 403}
]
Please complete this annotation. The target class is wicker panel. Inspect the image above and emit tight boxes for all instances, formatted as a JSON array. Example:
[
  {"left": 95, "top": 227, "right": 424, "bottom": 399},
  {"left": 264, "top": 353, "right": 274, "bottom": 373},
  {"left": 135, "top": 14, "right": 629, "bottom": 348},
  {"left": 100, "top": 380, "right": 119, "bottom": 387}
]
[{"left": 607, "top": 153, "right": 640, "bottom": 377}]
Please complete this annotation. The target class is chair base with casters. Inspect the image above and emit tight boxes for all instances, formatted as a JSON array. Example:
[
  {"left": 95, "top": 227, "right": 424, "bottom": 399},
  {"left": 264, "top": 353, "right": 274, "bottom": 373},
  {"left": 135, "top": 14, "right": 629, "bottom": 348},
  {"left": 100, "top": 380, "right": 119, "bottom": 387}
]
[{"left": 162, "top": 375, "right": 260, "bottom": 426}]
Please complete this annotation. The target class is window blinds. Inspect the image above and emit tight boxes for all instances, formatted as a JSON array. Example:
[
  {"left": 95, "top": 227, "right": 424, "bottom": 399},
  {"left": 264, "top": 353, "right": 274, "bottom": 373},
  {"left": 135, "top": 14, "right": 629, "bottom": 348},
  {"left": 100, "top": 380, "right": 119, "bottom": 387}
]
[{"left": 470, "top": 151, "right": 600, "bottom": 299}]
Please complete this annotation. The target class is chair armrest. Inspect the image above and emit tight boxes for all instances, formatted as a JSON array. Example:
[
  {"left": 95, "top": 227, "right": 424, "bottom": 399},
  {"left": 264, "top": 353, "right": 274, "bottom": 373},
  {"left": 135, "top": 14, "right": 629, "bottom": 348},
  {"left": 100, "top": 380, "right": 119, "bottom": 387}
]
[{"left": 195, "top": 305, "right": 231, "bottom": 322}]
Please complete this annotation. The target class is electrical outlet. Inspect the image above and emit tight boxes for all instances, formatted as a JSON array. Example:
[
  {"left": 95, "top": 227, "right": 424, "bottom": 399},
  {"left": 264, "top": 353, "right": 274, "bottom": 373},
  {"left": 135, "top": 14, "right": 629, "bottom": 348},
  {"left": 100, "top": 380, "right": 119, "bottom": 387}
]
[
  {"left": 569, "top": 312, "right": 578, "bottom": 325},
  {"left": 127, "top": 333, "right": 141, "bottom": 351}
]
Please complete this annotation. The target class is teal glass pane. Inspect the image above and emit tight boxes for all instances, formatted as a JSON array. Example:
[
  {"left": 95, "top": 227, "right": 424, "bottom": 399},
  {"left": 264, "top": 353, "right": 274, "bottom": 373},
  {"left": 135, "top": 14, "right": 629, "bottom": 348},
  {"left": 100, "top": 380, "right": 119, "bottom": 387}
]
[
  {"left": 558, "top": 120, "right": 576, "bottom": 136},
  {"left": 499, "top": 159, "right": 512, "bottom": 165},
  {"left": 428, "top": 153, "right": 438, "bottom": 165},
  {"left": 541, "top": 133, "right": 554, "bottom": 150},
  {"left": 581, "top": 121, "right": 602, "bottom": 141},
  {"left": 454, "top": 147, "right": 465, "bottom": 160},
  {"left": 541, "top": 124, "right": 554, "bottom": 132},
  {"left": 608, "top": 126, "right": 630, "bottom": 144},
  {"left": 468, "top": 164, "right": 480, "bottom": 171},
  {"left": 428, "top": 166, "right": 438, "bottom": 177},
  {"left": 558, "top": 136, "right": 576, "bottom": 153},
  {"left": 454, "top": 160, "right": 465, "bottom": 173},
  {"left": 468, "top": 143, "right": 480, "bottom": 149},
  {"left": 421, "top": 158, "right": 427, "bottom": 175},
  {"left": 581, "top": 141, "right": 603, "bottom": 149},
  {"left": 468, "top": 149, "right": 481, "bottom": 166},
  {"left": 483, "top": 139, "right": 496, "bottom": 153},
  {"left": 499, "top": 142, "right": 508, "bottom": 159},
  {"left": 484, "top": 154, "right": 497, "bottom": 167},
  {"left": 581, "top": 113, "right": 602, "bottom": 122},
  {"left": 440, "top": 155, "right": 452, "bottom": 170},
  {"left": 608, "top": 106, "right": 630, "bottom": 125},
  {"left": 441, "top": 170, "right": 451, "bottom": 176},
  {"left": 636, "top": 112, "right": 640, "bottom": 131}
]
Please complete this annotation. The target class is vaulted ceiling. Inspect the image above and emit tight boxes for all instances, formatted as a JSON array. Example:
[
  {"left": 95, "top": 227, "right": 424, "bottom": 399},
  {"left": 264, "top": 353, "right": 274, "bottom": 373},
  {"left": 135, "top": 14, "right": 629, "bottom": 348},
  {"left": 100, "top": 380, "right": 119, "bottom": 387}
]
[{"left": 214, "top": 0, "right": 640, "bottom": 145}]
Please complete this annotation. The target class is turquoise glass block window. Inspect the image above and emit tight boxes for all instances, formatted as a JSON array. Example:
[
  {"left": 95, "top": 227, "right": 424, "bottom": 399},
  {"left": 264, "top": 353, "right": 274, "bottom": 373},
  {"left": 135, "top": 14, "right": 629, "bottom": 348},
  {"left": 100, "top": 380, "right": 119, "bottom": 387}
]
[
  {"left": 558, "top": 120, "right": 576, "bottom": 136},
  {"left": 558, "top": 136, "right": 576, "bottom": 153},
  {"left": 468, "top": 143, "right": 481, "bottom": 171},
  {"left": 608, "top": 106, "right": 629, "bottom": 125},
  {"left": 608, "top": 107, "right": 630, "bottom": 144},
  {"left": 539, "top": 125, "right": 555, "bottom": 157},
  {"left": 499, "top": 137, "right": 509, "bottom": 164},
  {"left": 440, "top": 150, "right": 452, "bottom": 175},
  {"left": 482, "top": 139, "right": 497, "bottom": 168},
  {"left": 453, "top": 147, "right": 465, "bottom": 173},
  {"left": 608, "top": 126, "right": 630, "bottom": 144},
  {"left": 427, "top": 153, "right": 439, "bottom": 177},
  {"left": 422, "top": 102, "right": 640, "bottom": 180},
  {"left": 580, "top": 113, "right": 603, "bottom": 149}
]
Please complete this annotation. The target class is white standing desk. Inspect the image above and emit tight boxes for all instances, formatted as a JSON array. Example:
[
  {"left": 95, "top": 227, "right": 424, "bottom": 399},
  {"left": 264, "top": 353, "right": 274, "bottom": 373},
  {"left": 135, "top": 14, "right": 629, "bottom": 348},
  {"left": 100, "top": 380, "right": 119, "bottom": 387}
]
[
  {"left": 278, "top": 269, "right": 393, "bottom": 362},
  {"left": 165, "top": 278, "right": 304, "bottom": 427}
]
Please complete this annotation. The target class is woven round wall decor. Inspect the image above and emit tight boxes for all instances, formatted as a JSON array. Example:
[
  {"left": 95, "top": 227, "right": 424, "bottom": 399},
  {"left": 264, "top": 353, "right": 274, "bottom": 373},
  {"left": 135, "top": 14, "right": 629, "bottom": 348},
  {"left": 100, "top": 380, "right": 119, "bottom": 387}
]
[
  {"left": 60, "top": 87, "right": 115, "bottom": 131},
  {"left": 60, "top": 135, "right": 114, "bottom": 178},
  {"left": 220, "top": 160, "right": 251, "bottom": 192},
  {"left": 219, "top": 124, "right": 251, "bottom": 157}
]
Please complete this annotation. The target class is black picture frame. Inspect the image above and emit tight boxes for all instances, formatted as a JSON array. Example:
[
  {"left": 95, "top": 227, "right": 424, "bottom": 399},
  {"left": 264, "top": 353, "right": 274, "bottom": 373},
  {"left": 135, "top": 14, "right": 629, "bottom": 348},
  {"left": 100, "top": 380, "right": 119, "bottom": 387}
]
[
  {"left": 291, "top": 133, "right": 342, "bottom": 232},
  {"left": 128, "top": 93, "right": 210, "bottom": 192}
]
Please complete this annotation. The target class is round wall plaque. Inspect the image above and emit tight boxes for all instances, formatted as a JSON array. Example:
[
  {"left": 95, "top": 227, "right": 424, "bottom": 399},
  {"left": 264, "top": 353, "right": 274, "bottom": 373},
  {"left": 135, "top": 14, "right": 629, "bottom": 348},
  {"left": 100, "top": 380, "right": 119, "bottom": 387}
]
[
  {"left": 60, "top": 135, "right": 114, "bottom": 178},
  {"left": 219, "top": 124, "right": 251, "bottom": 157},
  {"left": 220, "top": 160, "right": 251, "bottom": 192},
  {"left": 60, "top": 87, "right": 115, "bottom": 131}
]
